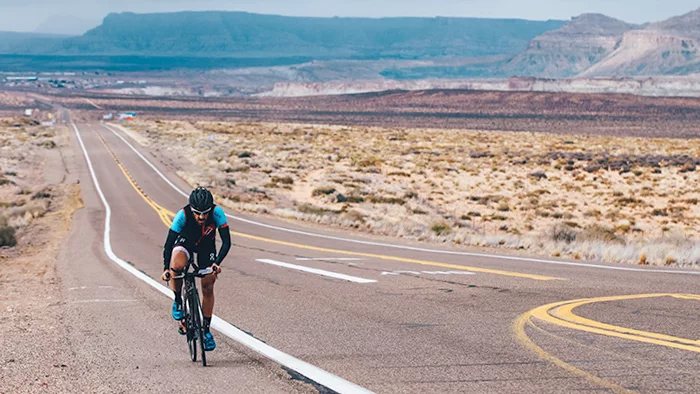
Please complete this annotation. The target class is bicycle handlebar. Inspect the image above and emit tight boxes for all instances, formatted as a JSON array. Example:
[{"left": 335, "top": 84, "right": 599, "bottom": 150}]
[{"left": 171, "top": 266, "right": 214, "bottom": 280}]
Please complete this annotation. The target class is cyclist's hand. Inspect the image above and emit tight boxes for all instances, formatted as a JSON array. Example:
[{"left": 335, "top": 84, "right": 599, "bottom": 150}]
[
  {"left": 161, "top": 270, "right": 171, "bottom": 281},
  {"left": 212, "top": 264, "right": 221, "bottom": 276}
]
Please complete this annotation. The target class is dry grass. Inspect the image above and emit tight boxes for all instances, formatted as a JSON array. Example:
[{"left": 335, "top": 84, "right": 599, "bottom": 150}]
[
  {"left": 122, "top": 119, "right": 700, "bottom": 267},
  {"left": 0, "top": 118, "right": 66, "bottom": 244}
]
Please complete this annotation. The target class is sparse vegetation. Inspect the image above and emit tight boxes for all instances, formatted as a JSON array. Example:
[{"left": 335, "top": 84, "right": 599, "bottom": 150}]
[
  {"left": 312, "top": 186, "right": 336, "bottom": 197},
  {"left": 431, "top": 221, "right": 451, "bottom": 236},
  {"left": 0, "top": 214, "right": 16, "bottom": 247},
  {"left": 122, "top": 119, "right": 700, "bottom": 268}
]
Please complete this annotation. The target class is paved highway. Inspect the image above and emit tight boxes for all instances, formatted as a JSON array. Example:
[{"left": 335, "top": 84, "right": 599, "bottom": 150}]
[{"left": 65, "top": 121, "right": 699, "bottom": 393}]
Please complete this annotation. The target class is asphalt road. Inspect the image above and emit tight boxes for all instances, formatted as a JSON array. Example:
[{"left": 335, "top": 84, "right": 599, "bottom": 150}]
[{"left": 65, "top": 121, "right": 699, "bottom": 393}]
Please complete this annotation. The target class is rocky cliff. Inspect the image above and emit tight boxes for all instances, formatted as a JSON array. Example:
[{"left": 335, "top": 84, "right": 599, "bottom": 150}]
[
  {"left": 501, "top": 14, "right": 637, "bottom": 77},
  {"left": 581, "top": 8, "right": 700, "bottom": 76}
]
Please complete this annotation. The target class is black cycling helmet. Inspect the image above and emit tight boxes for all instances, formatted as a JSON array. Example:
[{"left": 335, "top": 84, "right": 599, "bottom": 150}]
[{"left": 189, "top": 186, "right": 214, "bottom": 213}]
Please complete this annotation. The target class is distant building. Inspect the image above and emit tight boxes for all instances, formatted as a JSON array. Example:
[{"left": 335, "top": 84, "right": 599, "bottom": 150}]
[
  {"left": 7, "top": 76, "right": 38, "bottom": 82},
  {"left": 118, "top": 112, "right": 136, "bottom": 121},
  {"left": 24, "top": 109, "right": 33, "bottom": 116}
]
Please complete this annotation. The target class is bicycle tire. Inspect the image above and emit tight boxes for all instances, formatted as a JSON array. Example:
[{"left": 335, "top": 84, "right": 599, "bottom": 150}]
[
  {"left": 185, "top": 287, "right": 197, "bottom": 362},
  {"left": 192, "top": 290, "right": 207, "bottom": 367}
]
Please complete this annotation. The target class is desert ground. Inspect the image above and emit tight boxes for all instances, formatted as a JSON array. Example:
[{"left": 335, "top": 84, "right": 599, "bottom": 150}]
[
  {"left": 3, "top": 88, "right": 699, "bottom": 271},
  {"left": 0, "top": 113, "right": 83, "bottom": 390}
]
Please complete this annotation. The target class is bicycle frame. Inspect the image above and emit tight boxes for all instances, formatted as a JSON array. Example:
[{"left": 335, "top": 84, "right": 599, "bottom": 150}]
[{"left": 174, "top": 262, "right": 212, "bottom": 366}]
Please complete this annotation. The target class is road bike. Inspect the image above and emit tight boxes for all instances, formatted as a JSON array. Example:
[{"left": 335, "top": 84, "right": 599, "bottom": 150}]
[{"left": 173, "top": 263, "right": 213, "bottom": 367}]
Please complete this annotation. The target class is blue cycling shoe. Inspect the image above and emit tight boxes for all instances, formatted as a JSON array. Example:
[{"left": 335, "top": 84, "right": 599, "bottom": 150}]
[
  {"left": 204, "top": 332, "right": 216, "bottom": 351},
  {"left": 171, "top": 301, "right": 183, "bottom": 320}
]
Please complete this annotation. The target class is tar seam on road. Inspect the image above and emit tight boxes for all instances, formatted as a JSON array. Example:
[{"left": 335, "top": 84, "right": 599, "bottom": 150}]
[
  {"left": 75, "top": 123, "right": 374, "bottom": 394},
  {"left": 102, "top": 123, "right": 700, "bottom": 277}
]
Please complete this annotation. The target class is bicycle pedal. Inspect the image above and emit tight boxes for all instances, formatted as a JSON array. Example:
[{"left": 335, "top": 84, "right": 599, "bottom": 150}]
[{"left": 178, "top": 321, "right": 187, "bottom": 335}]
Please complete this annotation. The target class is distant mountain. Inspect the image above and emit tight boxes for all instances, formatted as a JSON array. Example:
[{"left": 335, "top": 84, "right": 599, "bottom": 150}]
[
  {"left": 0, "top": 31, "right": 66, "bottom": 54},
  {"left": 34, "top": 15, "right": 100, "bottom": 36},
  {"left": 501, "top": 14, "right": 638, "bottom": 77},
  {"left": 44, "top": 11, "right": 565, "bottom": 59},
  {"left": 581, "top": 8, "right": 700, "bottom": 76},
  {"left": 2, "top": 9, "right": 700, "bottom": 78}
]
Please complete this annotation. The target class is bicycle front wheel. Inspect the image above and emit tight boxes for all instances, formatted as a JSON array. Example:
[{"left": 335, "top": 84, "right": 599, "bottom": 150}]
[
  {"left": 191, "top": 290, "right": 207, "bottom": 367},
  {"left": 185, "top": 291, "right": 197, "bottom": 362}
]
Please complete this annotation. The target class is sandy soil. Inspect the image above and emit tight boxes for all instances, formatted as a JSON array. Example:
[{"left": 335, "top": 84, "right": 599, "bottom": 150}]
[{"left": 0, "top": 119, "right": 83, "bottom": 392}]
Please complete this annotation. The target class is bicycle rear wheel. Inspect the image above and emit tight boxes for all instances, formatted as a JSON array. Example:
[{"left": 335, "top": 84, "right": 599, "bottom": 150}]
[{"left": 191, "top": 290, "right": 207, "bottom": 367}]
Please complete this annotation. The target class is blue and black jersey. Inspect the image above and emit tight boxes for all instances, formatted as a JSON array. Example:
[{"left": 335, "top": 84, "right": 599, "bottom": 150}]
[{"left": 163, "top": 204, "right": 231, "bottom": 270}]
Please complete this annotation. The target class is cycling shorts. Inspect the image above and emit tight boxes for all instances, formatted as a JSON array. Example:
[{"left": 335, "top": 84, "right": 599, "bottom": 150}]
[{"left": 173, "top": 236, "right": 216, "bottom": 269}]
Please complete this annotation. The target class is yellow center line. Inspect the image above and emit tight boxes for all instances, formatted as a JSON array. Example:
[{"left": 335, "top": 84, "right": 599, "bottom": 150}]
[
  {"left": 529, "top": 294, "right": 700, "bottom": 352},
  {"left": 550, "top": 294, "right": 700, "bottom": 348},
  {"left": 515, "top": 293, "right": 700, "bottom": 392},
  {"left": 231, "top": 231, "right": 560, "bottom": 280},
  {"left": 95, "top": 129, "right": 175, "bottom": 227},
  {"left": 94, "top": 126, "right": 562, "bottom": 281},
  {"left": 513, "top": 314, "right": 633, "bottom": 394}
]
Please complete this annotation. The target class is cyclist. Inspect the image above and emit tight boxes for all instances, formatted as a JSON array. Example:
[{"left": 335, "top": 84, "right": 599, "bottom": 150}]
[{"left": 161, "top": 186, "right": 231, "bottom": 351}]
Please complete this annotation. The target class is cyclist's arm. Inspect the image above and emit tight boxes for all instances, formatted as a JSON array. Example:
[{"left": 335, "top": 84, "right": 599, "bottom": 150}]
[
  {"left": 213, "top": 206, "right": 230, "bottom": 266},
  {"left": 163, "top": 229, "right": 179, "bottom": 271},
  {"left": 215, "top": 226, "right": 231, "bottom": 266},
  {"left": 163, "top": 209, "right": 186, "bottom": 270}
]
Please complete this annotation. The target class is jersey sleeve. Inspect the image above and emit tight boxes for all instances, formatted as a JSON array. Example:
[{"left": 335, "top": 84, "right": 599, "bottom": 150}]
[
  {"left": 213, "top": 206, "right": 228, "bottom": 228},
  {"left": 170, "top": 209, "right": 186, "bottom": 233}
]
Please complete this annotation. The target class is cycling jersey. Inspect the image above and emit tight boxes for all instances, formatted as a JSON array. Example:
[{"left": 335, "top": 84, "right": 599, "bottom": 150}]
[
  {"left": 170, "top": 205, "right": 228, "bottom": 246},
  {"left": 163, "top": 205, "right": 231, "bottom": 270}
]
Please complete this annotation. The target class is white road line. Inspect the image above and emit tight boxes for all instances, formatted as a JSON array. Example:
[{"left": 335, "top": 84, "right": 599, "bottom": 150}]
[
  {"left": 102, "top": 123, "right": 700, "bottom": 275},
  {"left": 296, "top": 257, "right": 366, "bottom": 261},
  {"left": 76, "top": 123, "right": 373, "bottom": 394},
  {"left": 256, "top": 259, "right": 377, "bottom": 283}
]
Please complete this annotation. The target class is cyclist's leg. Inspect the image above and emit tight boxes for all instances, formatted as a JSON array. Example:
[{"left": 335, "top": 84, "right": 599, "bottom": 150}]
[
  {"left": 169, "top": 239, "right": 191, "bottom": 319},
  {"left": 198, "top": 246, "right": 217, "bottom": 321},
  {"left": 170, "top": 247, "right": 190, "bottom": 298},
  {"left": 197, "top": 246, "right": 217, "bottom": 350}
]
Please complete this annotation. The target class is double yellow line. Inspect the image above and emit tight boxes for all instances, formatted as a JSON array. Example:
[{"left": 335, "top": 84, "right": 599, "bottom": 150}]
[
  {"left": 529, "top": 293, "right": 700, "bottom": 353},
  {"left": 95, "top": 129, "right": 176, "bottom": 227},
  {"left": 514, "top": 293, "right": 700, "bottom": 393},
  {"left": 95, "top": 126, "right": 561, "bottom": 281}
]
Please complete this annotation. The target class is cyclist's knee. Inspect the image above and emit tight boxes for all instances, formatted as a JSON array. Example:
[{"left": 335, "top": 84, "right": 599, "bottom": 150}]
[
  {"left": 170, "top": 250, "right": 188, "bottom": 271},
  {"left": 201, "top": 277, "right": 215, "bottom": 296}
]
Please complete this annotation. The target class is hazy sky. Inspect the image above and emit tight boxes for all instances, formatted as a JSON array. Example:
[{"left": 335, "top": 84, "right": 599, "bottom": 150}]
[{"left": 1, "top": 0, "right": 698, "bottom": 33}]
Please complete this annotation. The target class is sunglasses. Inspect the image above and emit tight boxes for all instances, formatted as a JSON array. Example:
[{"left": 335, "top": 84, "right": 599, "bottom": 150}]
[{"left": 192, "top": 208, "right": 212, "bottom": 216}]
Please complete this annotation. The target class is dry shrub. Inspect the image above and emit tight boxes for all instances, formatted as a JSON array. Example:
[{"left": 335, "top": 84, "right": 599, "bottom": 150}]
[
  {"left": 6, "top": 200, "right": 49, "bottom": 227},
  {"left": 580, "top": 224, "right": 623, "bottom": 244},
  {"left": 0, "top": 214, "right": 16, "bottom": 247},
  {"left": 312, "top": 186, "right": 336, "bottom": 197},
  {"left": 551, "top": 222, "right": 577, "bottom": 243},
  {"left": 271, "top": 175, "right": 294, "bottom": 185},
  {"left": 297, "top": 203, "right": 339, "bottom": 216},
  {"left": 346, "top": 195, "right": 365, "bottom": 203},
  {"left": 368, "top": 196, "right": 405, "bottom": 205},
  {"left": 529, "top": 171, "right": 547, "bottom": 180},
  {"left": 343, "top": 209, "right": 365, "bottom": 223},
  {"left": 431, "top": 221, "right": 451, "bottom": 236},
  {"left": 638, "top": 253, "right": 647, "bottom": 265}
]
